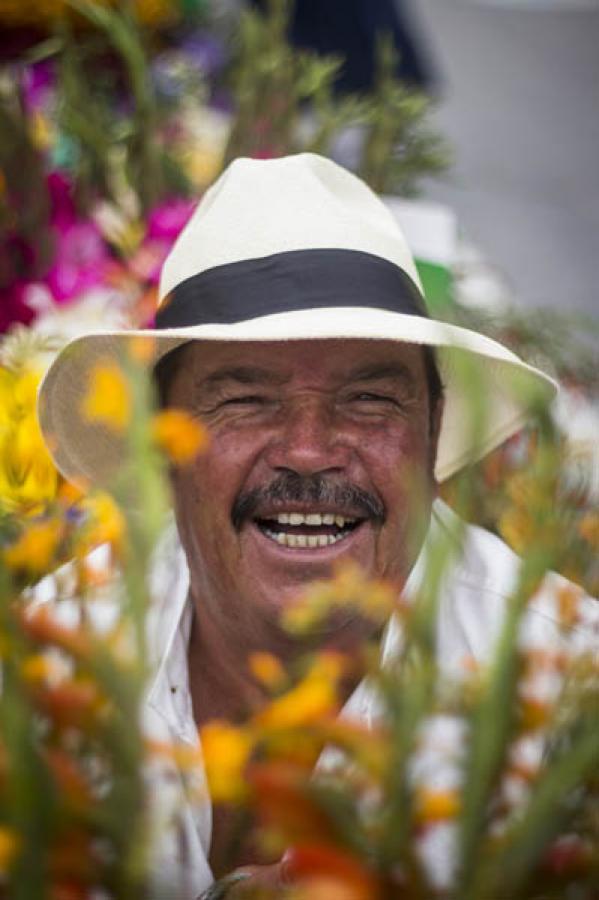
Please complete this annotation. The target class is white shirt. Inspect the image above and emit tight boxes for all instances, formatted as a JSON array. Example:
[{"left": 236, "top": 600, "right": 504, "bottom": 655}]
[{"left": 140, "top": 499, "right": 598, "bottom": 899}]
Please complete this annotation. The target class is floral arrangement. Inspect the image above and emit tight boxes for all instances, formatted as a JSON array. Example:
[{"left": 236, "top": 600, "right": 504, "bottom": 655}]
[{"left": 0, "top": 2, "right": 597, "bottom": 898}]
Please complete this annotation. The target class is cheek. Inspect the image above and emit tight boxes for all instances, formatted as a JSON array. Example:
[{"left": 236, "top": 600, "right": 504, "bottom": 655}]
[{"left": 363, "top": 421, "right": 432, "bottom": 491}]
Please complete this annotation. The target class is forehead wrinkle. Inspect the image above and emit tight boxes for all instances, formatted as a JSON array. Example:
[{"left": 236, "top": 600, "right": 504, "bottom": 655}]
[
  {"left": 195, "top": 365, "right": 289, "bottom": 391},
  {"left": 345, "top": 362, "right": 418, "bottom": 387}
]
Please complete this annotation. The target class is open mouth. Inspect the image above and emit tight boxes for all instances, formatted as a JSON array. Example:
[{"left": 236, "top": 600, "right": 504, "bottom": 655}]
[{"left": 253, "top": 512, "right": 364, "bottom": 549}]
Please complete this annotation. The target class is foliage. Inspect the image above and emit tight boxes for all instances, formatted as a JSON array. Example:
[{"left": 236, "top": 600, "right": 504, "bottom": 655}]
[{"left": 199, "top": 412, "right": 597, "bottom": 900}]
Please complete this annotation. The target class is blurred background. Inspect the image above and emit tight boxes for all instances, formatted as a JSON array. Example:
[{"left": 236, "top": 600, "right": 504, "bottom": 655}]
[{"left": 413, "top": 0, "right": 599, "bottom": 318}]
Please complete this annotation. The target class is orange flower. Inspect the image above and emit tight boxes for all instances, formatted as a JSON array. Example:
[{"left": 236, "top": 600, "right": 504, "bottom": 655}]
[
  {"left": 248, "top": 761, "right": 333, "bottom": 846},
  {"left": 248, "top": 651, "right": 288, "bottom": 691},
  {"left": 3, "top": 516, "right": 64, "bottom": 575},
  {"left": 127, "top": 335, "right": 156, "bottom": 364},
  {"left": 152, "top": 409, "right": 208, "bottom": 465},
  {"left": 578, "top": 512, "right": 599, "bottom": 551},
  {"left": 255, "top": 653, "right": 345, "bottom": 730},
  {"left": 0, "top": 826, "right": 20, "bottom": 875},
  {"left": 17, "top": 606, "right": 91, "bottom": 659},
  {"left": 284, "top": 563, "right": 395, "bottom": 633},
  {"left": 32, "top": 680, "right": 107, "bottom": 731},
  {"left": 519, "top": 696, "right": 553, "bottom": 731},
  {"left": 81, "top": 360, "right": 131, "bottom": 432},
  {"left": 413, "top": 787, "right": 461, "bottom": 824},
  {"left": 556, "top": 584, "right": 583, "bottom": 629},
  {"left": 44, "top": 748, "right": 92, "bottom": 810},
  {"left": 200, "top": 720, "right": 254, "bottom": 803},
  {"left": 284, "top": 843, "right": 380, "bottom": 900},
  {"left": 21, "top": 653, "right": 65, "bottom": 685}
]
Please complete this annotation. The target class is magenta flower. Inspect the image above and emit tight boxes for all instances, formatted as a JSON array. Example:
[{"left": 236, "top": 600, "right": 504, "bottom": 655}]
[
  {"left": 44, "top": 220, "right": 109, "bottom": 304},
  {"left": 39, "top": 172, "right": 111, "bottom": 303},
  {"left": 147, "top": 198, "right": 195, "bottom": 241}
]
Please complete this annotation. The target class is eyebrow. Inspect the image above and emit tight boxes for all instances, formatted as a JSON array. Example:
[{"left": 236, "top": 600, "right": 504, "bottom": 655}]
[
  {"left": 345, "top": 363, "right": 417, "bottom": 386},
  {"left": 197, "top": 366, "right": 289, "bottom": 390}
]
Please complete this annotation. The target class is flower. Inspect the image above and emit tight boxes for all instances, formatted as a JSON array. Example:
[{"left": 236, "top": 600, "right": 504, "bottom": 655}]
[
  {"left": 73, "top": 492, "right": 127, "bottom": 557},
  {"left": 152, "top": 408, "right": 208, "bottom": 464},
  {"left": 0, "top": 365, "right": 59, "bottom": 513},
  {"left": 81, "top": 361, "right": 131, "bottom": 432},
  {"left": 254, "top": 653, "right": 345, "bottom": 730},
  {"left": 413, "top": 787, "right": 461, "bottom": 824},
  {"left": 248, "top": 651, "right": 288, "bottom": 691},
  {"left": 283, "top": 562, "right": 396, "bottom": 634},
  {"left": 0, "top": 827, "right": 20, "bottom": 875},
  {"left": 283, "top": 843, "right": 380, "bottom": 900},
  {"left": 578, "top": 511, "right": 599, "bottom": 551},
  {"left": 3, "top": 517, "right": 64, "bottom": 575},
  {"left": 199, "top": 720, "right": 254, "bottom": 803}
]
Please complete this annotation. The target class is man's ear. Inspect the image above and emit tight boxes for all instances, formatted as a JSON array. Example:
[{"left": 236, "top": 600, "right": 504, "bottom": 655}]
[{"left": 429, "top": 395, "right": 445, "bottom": 484}]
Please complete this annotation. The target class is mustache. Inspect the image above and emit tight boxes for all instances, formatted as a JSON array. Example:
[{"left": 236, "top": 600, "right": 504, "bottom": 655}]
[{"left": 231, "top": 472, "right": 385, "bottom": 530}]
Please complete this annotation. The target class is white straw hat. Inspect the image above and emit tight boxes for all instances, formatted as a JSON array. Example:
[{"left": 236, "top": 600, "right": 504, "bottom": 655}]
[{"left": 38, "top": 153, "right": 556, "bottom": 485}]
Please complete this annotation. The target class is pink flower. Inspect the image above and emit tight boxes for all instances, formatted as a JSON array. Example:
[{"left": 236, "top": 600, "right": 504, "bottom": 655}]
[
  {"left": 47, "top": 171, "right": 77, "bottom": 230},
  {"left": 44, "top": 221, "right": 109, "bottom": 304},
  {"left": 146, "top": 198, "right": 195, "bottom": 241}
]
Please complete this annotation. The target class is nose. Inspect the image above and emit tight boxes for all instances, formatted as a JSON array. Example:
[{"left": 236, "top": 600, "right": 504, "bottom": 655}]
[{"left": 264, "top": 395, "right": 351, "bottom": 475}]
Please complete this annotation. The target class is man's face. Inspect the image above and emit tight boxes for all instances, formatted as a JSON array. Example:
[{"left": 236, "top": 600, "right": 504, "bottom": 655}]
[{"left": 166, "top": 340, "right": 441, "bottom": 623}]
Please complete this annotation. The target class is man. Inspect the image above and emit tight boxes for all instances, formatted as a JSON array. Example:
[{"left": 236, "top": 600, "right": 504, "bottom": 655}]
[{"left": 38, "top": 154, "right": 597, "bottom": 898}]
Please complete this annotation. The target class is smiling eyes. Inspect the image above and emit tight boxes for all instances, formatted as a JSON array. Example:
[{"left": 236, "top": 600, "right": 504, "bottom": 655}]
[{"left": 216, "top": 392, "right": 405, "bottom": 411}]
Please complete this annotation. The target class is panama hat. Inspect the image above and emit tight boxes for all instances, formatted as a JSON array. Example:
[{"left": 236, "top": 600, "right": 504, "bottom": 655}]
[{"left": 39, "top": 153, "right": 556, "bottom": 485}]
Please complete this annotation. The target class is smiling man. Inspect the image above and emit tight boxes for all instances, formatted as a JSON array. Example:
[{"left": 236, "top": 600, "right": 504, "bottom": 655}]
[{"left": 38, "top": 154, "right": 597, "bottom": 899}]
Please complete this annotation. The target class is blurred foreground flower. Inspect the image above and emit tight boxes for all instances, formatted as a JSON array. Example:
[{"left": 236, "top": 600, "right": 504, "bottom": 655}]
[
  {"left": 81, "top": 360, "right": 131, "bottom": 432},
  {"left": 0, "top": 364, "right": 59, "bottom": 513},
  {"left": 152, "top": 408, "right": 209, "bottom": 464}
]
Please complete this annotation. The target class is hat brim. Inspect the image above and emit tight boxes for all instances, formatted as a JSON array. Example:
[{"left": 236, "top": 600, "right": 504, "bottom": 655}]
[{"left": 38, "top": 307, "right": 557, "bottom": 486}]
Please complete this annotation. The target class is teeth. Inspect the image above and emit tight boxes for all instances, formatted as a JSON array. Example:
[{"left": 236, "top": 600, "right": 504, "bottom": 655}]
[
  {"left": 263, "top": 529, "right": 352, "bottom": 549},
  {"left": 272, "top": 512, "right": 356, "bottom": 526},
  {"left": 305, "top": 513, "right": 322, "bottom": 526}
]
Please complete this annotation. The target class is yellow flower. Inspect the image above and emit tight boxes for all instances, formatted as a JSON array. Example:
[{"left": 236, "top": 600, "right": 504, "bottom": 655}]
[
  {"left": 152, "top": 409, "right": 208, "bottom": 465},
  {"left": 199, "top": 721, "right": 254, "bottom": 803},
  {"left": 3, "top": 517, "right": 64, "bottom": 575},
  {"left": 283, "top": 562, "right": 395, "bottom": 634},
  {"left": 0, "top": 826, "right": 20, "bottom": 875},
  {"left": 498, "top": 506, "right": 535, "bottom": 555},
  {"left": 74, "top": 492, "right": 126, "bottom": 557},
  {"left": 248, "top": 651, "right": 288, "bottom": 691},
  {"left": 255, "top": 653, "right": 345, "bottom": 731},
  {"left": 21, "top": 653, "right": 64, "bottom": 685},
  {"left": 81, "top": 360, "right": 131, "bottom": 432},
  {"left": 0, "top": 366, "right": 59, "bottom": 513},
  {"left": 414, "top": 787, "right": 461, "bottom": 824}
]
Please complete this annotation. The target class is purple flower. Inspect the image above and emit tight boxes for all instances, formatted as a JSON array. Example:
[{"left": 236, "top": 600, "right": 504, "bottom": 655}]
[
  {"left": 180, "top": 33, "right": 226, "bottom": 77},
  {"left": 21, "top": 61, "right": 55, "bottom": 113}
]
